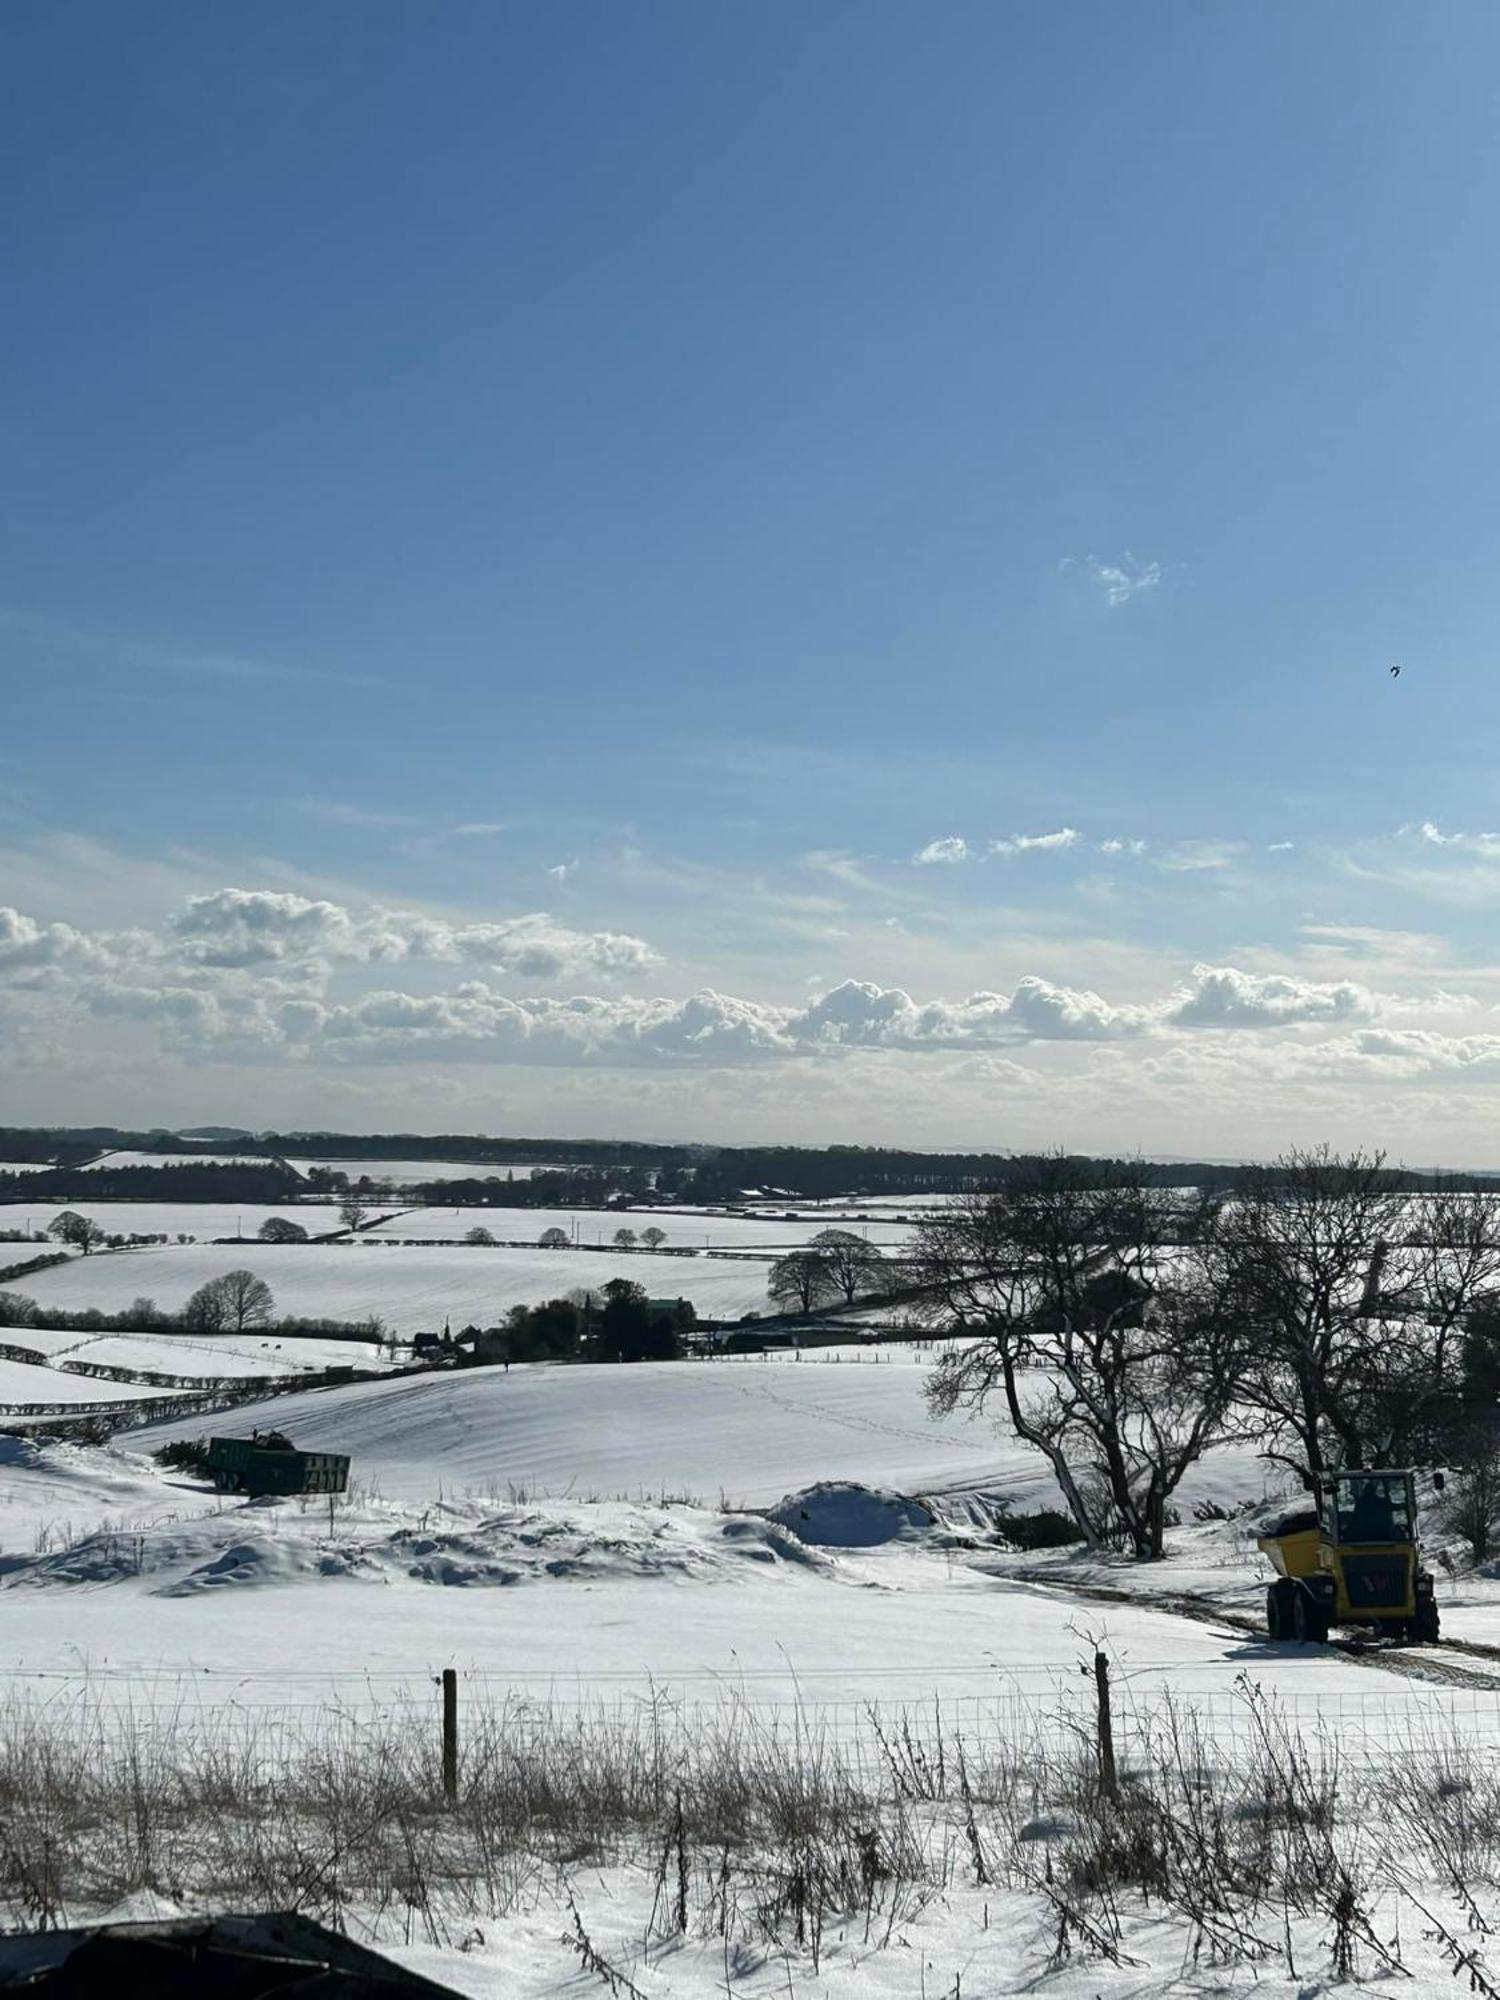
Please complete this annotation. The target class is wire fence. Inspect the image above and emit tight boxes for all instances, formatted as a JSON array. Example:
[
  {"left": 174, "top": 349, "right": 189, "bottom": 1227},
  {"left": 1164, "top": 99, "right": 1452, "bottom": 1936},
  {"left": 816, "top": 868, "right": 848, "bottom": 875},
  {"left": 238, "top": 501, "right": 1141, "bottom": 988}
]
[{"left": 8, "top": 1662, "right": 1500, "bottom": 1774}]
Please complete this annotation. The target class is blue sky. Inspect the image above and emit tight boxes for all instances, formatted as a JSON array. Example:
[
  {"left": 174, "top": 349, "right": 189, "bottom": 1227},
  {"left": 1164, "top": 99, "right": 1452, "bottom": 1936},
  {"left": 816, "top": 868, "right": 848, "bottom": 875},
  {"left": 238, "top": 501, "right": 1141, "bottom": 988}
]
[{"left": 6, "top": 2, "right": 1500, "bottom": 1157}]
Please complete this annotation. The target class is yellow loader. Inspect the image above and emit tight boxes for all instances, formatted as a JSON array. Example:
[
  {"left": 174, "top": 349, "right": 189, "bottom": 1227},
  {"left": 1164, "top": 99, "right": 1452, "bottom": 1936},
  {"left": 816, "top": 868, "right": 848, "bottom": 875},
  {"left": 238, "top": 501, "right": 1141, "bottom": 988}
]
[{"left": 1257, "top": 1467, "right": 1442, "bottom": 1645}]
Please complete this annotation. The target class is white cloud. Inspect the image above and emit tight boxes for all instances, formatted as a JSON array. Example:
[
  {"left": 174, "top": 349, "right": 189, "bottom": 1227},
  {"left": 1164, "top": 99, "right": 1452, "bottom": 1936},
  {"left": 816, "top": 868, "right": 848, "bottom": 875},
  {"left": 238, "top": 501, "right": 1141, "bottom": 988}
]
[
  {"left": 546, "top": 859, "right": 579, "bottom": 881},
  {"left": 1099, "top": 837, "right": 1148, "bottom": 856},
  {"left": 1063, "top": 554, "right": 1163, "bottom": 607},
  {"left": 166, "top": 888, "right": 658, "bottom": 978},
  {"left": 1003, "top": 975, "right": 1153, "bottom": 1039},
  {"left": 295, "top": 797, "right": 419, "bottom": 830},
  {"left": 169, "top": 889, "right": 363, "bottom": 968},
  {"left": 5, "top": 877, "right": 1494, "bottom": 1150},
  {"left": 912, "top": 836, "right": 971, "bottom": 865},
  {"left": 991, "top": 828, "right": 1081, "bottom": 856},
  {"left": 1407, "top": 821, "right": 1500, "bottom": 855},
  {"left": 0, "top": 907, "right": 105, "bottom": 972},
  {"left": 1346, "top": 1027, "right": 1500, "bottom": 1076},
  {"left": 290, "top": 973, "right": 1156, "bottom": 1067},
  {"left": 1166, "top": 963, "right": 1381, "bottom": 1030},
  {"left": 1155, "top": 839, "right": 1247, "bottom": 873}
]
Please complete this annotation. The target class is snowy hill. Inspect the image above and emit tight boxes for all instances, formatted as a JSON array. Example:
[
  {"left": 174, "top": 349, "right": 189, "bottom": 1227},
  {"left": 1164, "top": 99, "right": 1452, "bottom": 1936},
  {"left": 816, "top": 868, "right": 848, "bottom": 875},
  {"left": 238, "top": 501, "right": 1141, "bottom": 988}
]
[{"left": 142, "top": 1346, "right": 1271, "bottom": 1515}]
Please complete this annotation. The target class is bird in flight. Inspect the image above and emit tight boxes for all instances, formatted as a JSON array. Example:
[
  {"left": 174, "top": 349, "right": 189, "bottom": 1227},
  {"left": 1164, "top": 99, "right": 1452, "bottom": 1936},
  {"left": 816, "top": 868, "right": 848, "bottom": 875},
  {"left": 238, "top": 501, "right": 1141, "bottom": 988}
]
[{"left": 1390, "top": 664, "right": 1402, "bottom": 679}]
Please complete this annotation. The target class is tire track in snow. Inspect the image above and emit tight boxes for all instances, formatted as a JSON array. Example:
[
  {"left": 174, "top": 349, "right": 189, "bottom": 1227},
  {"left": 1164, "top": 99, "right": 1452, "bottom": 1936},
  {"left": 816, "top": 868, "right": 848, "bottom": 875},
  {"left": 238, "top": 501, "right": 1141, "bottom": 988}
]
[{"left": 997, "top": 1570, "right": 1500, "bottom": 1692}]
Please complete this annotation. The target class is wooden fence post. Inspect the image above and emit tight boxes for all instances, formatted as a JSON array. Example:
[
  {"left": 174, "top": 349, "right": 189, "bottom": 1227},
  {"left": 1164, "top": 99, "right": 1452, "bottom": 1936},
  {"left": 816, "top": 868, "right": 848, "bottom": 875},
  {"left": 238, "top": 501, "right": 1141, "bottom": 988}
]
[
  {"left": 441, "top": 1668, "right": 458, "bottom": 1805},
  {"left": 1093, "top": 1649, "right": 1118, "bottom": 1800}
]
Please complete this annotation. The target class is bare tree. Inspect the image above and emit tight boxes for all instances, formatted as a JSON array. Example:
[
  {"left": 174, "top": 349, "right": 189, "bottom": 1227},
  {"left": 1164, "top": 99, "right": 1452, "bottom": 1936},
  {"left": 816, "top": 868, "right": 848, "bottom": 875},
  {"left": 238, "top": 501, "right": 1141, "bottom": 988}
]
[
  {"left": 539, "top": 1226, "right": 570, "bottom": 1248},
  {"left": 258, "top": 1217, "right": 308, "bottom": 1243},
  {"left": 808, "top": 1229, "right": 885, "bottom": 1306},
  {"left": 1399, "top": 1184, "right": 1500, "bottom": 1446},
  {"left": 640, "top": 1226, "right": 667, "bottom": 1250},
  {"left": 916, "top": 1158, "right": 1237, "bottom": 1559},
  {"left": 0, "top": 1291, "right": 37, "bottom": 1325},
  {"left": 182, "top": 1269, "right": 275, "bottom": 1334},
  {"left": 1442, "top": 1418, "right": 1500, "bottom": 1564},
  {"left": 1431, "top": 1296, "right": 1500, "bottom": 1562},
  {"left": 338, "top": 1198, "right": 370, "bottom": 1235},
  {"left": 47, "top": 1211, "right": 105, "bottom": 1256},
  {"left": 1210, "top": 1147, "right": 1452, "bottom": 1478},
  {"left": 612, "top": 1227, "right": 639, "bottom": 1250},
  {"left": 768, "top": 1250, "right": 839, "bottom": 1315},
  {"left": 465, "top": 1226, "right": 497, "bottom": 1246}
]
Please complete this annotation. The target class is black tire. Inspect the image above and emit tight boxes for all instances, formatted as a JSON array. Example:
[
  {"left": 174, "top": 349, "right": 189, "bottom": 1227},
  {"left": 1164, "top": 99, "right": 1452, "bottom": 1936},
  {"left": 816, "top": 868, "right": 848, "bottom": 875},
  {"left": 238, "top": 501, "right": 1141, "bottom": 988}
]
[
  {"left": 1292, "top": 1589, "right": 1329, "bottom": 1644},
  {"left": 1267, "top": 1579, "right": 1294, "bottom": 1640}
]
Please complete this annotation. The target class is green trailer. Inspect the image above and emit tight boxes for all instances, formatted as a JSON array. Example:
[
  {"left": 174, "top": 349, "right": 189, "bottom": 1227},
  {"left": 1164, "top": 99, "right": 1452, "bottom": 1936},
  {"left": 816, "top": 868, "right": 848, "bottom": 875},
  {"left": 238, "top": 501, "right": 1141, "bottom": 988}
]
[{"left": 206, "top": 1430, "right": 351, "bottom": 1497}]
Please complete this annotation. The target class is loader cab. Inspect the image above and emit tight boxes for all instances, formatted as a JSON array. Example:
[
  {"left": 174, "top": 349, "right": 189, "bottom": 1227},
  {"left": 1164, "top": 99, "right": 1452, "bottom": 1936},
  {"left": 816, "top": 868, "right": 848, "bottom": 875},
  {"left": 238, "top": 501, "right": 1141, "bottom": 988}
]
[{"left": 1322, "top": 1469, "right": 1414, "bottom": 1547}]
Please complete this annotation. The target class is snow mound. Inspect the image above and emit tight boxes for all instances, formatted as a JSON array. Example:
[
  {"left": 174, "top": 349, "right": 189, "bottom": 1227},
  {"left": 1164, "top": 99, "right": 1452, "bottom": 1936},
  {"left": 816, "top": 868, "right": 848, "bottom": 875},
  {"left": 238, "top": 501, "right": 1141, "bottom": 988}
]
[
  {"left": 765, "top": 1481, "right": 935, "bottom": 1547},
  {"left": 382, "top": 1502, "right": 824, "bottom": 1586},
  {"left": 2, "top": 1495, "right": 827, "bottom": 1596}
]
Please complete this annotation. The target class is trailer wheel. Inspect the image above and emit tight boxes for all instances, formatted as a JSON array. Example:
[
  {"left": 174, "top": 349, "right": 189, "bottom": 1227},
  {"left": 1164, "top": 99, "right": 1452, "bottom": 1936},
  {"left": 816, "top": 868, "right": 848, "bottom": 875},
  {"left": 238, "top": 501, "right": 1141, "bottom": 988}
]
[{"left": 1292, "top": 1589, "right": 1329, "bottom": 1644}]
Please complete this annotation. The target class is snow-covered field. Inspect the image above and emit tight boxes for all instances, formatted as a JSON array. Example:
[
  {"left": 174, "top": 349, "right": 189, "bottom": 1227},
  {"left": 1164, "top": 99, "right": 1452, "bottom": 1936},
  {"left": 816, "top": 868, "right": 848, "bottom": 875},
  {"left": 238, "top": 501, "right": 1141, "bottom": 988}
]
[
  {"left": 79, "top": 1149, "right": 310, "bottom": 1175},
  {"left": 0, "top": 1356, "right": 189, "bottom": 1407},
  {"left": 296, "top": 1155, "right": 578, "bottom": 1182},
  {"left": 8, "top": 1342, "right": 1500, "bottom": 1996},
  {"left": 12, "top": 1240, "right": 786, "bottom": 1327},
  {"left": 0, "top": 1197, "right": 916, "bottom": 1254},
  {"left": 0, "top": 1378, "right": 1389, "bottom": 1722},
  {"left": 0, "top": 1324, "right": 391, "bottom": 1380},
  {"left": 367, "top": 1203, "right": 914, "bottom": 1248}
]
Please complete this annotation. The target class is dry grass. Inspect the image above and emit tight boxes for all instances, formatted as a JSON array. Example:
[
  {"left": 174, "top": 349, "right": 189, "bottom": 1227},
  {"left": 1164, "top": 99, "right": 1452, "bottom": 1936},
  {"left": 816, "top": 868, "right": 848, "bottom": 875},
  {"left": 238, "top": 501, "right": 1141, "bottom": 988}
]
[{"left": 0, "top": 1678, "right": 1490, "bottom": 1978}]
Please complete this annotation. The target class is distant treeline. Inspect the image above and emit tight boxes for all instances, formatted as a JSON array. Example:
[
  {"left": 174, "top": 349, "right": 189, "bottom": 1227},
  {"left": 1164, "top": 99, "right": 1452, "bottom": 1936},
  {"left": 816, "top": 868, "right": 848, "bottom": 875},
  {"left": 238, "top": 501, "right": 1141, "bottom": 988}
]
[
  {"left": 3, "top": 1129, "right": 1500, "bottom": 1202},
  {"left": 412, "top": 1166, "right": 656, "bottom": 1206},
  {"left": 0, "top": 1126, "right": 677, "bottom": 1169},
  {"left": 0, "top": 1161, "right": 305, "bottom": 1203}
]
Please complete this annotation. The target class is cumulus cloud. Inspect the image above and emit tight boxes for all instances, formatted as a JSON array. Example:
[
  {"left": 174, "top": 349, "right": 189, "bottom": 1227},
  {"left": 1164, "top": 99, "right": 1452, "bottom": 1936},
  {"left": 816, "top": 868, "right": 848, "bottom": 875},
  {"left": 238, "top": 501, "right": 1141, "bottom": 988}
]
[
  {"left": 1167, "top": 964, "right": 1381, "bottom": 1029},
  {"left": 0, "top": 886, "right": 1482, "bottom": 1085},
  {"left": 1346, "top": 1028, "right": 1500, "bottom": 1075},
  {"left": 170, "top": 890, "right": 363, "bottom": 967},
  {"left": 285, "top": 974, "right": 1155, "bottom": 1067},
  {"left": 167, "top": 889, "right": 657, "bottom": 977},
  {"left": 0, "top": 907, "right": 113, "bottom": 977},
  {"left": 912, "top": 836, "right": 971, "bottom": 865}
]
